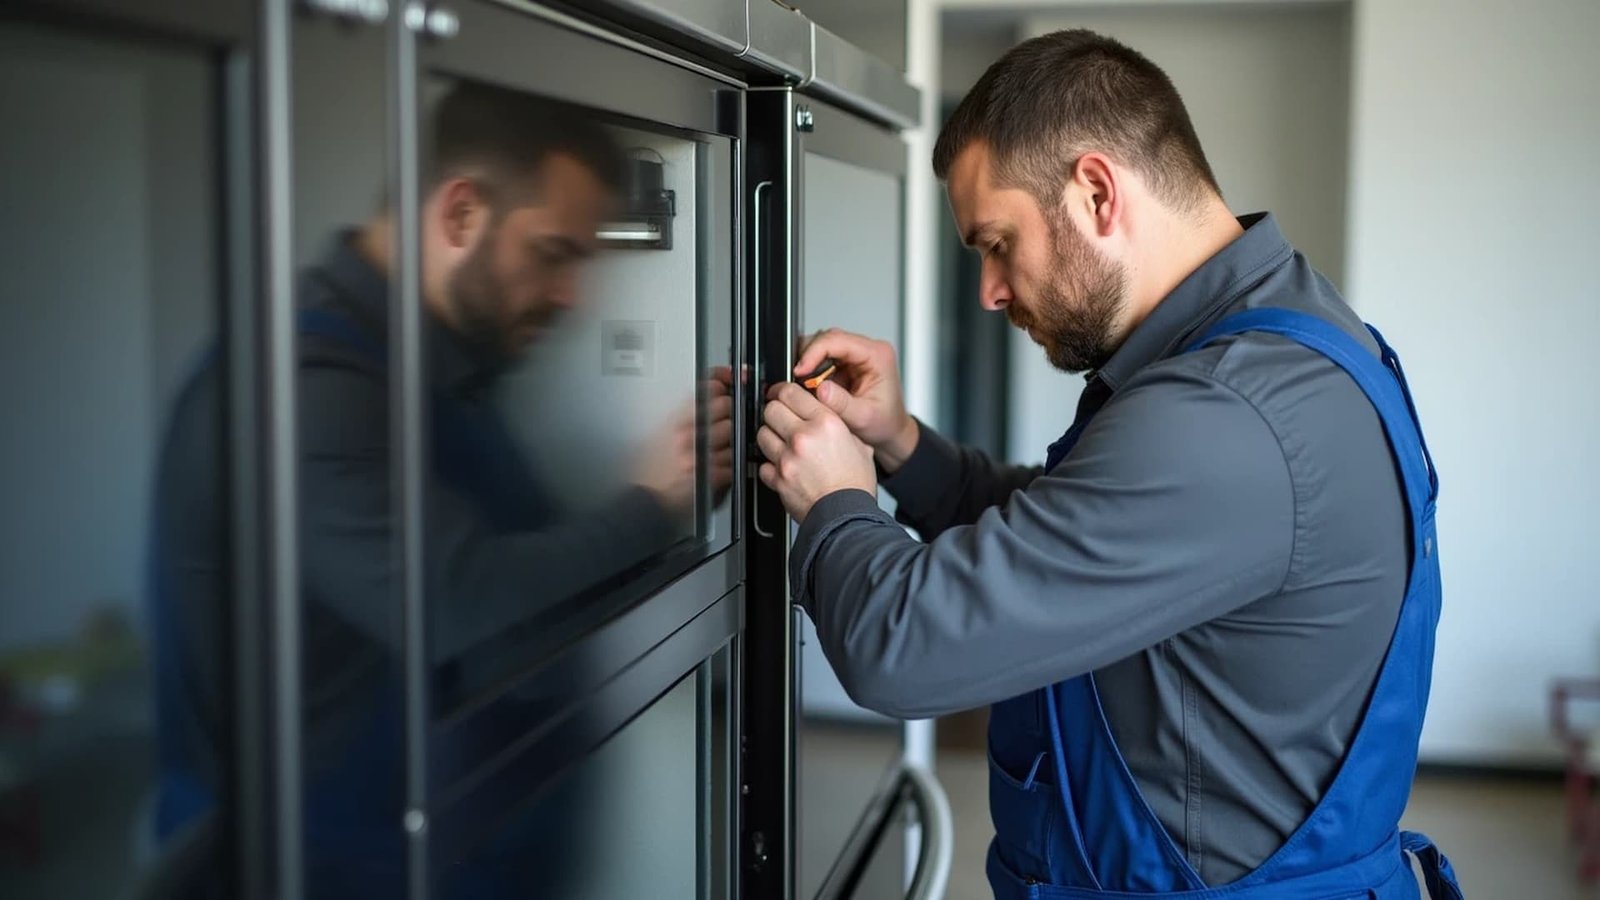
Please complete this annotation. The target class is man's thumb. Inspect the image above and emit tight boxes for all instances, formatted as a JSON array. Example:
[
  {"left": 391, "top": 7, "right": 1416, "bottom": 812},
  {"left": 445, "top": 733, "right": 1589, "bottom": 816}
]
[{"left": 817, "top": 380, "right": 851, "bottom": 416}]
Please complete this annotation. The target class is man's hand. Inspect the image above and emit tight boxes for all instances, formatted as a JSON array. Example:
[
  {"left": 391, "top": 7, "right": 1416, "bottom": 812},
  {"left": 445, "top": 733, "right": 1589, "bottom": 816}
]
[
  {"left": 706, "top": 367, "right": 735, "bottom": 504},
  {"left": 758, "top": 382, "right": 876, "bottom": 523},
  {"left": 633, "top": 401, "right": 697, "bottom": 516},
  {"left": 634, "top": 373, "right": 736, "bottom": 516},
  {"left": 793, "top": 329, "right": 919, "bottom": 474}
]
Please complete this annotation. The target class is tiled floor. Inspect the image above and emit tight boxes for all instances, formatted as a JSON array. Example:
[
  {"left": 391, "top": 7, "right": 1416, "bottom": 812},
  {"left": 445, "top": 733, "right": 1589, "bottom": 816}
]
[{"left": 934, "top": 746, "right": 1596, "bottom": 899}]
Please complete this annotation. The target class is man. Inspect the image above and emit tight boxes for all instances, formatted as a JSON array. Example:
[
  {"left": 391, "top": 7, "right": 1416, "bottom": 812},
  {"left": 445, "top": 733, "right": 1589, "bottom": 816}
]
[
  {"left": 758, "top": 30, "right": 1461, "bottom": 898},
  {"left": 150, "top": 83, "right": 732, "bottom": 895}
]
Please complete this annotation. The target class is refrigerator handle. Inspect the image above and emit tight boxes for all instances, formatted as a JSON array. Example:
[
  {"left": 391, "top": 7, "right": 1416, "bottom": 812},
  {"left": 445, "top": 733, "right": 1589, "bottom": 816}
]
[{"left": 751, "top": 178, "right": 776, "bottom": 540}]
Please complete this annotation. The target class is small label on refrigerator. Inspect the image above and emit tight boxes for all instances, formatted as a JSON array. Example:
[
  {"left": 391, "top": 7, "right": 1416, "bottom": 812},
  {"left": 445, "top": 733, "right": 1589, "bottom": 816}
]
[{"left": 601, "top": 320, "right": 655, "bottom": 377}]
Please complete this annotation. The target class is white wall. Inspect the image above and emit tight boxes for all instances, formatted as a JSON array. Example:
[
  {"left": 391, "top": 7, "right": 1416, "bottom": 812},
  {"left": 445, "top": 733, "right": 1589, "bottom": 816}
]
[
  {"left": 1345, "top": 0, "right": 1600, "bottom": 765},
  {"left": 1006, "top": 4, "right": 1352, "bottom": 460}
]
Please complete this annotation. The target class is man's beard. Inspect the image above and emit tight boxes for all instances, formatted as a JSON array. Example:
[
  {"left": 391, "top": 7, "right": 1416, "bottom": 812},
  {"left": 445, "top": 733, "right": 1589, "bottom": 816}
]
[
  {"left": 447, "top": 227, "right": 552, "bottom": 364},
  {"left": 1010, "top": 216, "right": 1129, "bottom": 374}
]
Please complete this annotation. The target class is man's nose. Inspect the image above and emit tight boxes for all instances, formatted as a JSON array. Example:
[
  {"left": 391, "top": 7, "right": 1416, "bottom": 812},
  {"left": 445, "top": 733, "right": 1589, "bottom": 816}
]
[
  {"left": 980, "top": 261, "right": 1012, "bottom": 311},
  {"left": 549, "top": 269, "right": 581, "bottom": 309}
]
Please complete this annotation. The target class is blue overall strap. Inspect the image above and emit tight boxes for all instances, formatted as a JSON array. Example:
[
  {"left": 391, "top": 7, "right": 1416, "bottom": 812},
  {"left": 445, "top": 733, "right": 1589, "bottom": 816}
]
[
  {"left": 1401, "top": 831, "right": 1466, "bottom": 900},
  {"left": 1184, "top": 308, "right": 1459, "bottom": 898}
]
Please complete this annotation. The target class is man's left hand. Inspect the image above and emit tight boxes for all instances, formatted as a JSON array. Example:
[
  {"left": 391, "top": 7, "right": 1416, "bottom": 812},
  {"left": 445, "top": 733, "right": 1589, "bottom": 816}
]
[{"left": 758, "top": 382, "right": 876, "bottom": 522}]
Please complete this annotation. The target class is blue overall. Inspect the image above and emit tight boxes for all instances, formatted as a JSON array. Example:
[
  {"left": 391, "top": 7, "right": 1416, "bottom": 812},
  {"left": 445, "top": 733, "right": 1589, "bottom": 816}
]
[
  {"left": 988, "top": 309, "right": 1464, "bottom": 899},
  {"left": 149, "top": 307, "right": 566, "bottom": 896}
]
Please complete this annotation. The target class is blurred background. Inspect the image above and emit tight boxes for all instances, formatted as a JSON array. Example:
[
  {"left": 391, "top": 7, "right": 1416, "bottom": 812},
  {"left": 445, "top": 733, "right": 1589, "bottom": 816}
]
[{"left": 1, "top": 0, "right": 1597, "bottom": 898}]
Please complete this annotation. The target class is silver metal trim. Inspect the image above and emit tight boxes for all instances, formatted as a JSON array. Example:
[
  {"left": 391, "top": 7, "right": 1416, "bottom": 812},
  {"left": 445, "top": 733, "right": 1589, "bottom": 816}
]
[
  {"left": 905, "top": 765, "right": 952, "bottom": 900},
  {"left": 304, "top": 0, "right": 390, "bottom": 23},
  {"left": 794, "top": 13, "right": 814, "bottom": 89},
  {"left": 261, "top": 0, "right": 302, "bottom": 895},
  {"left": 486, "top": 0, "right": 745, "bottom": 88},
  {"left": 778, "top": 90, "right": 798, "bottom": 899},
  {"left": 432, "top": 548, "right": 742, "bottom": 745},
  {"left": 390, "top": 7, "right": 429, "bottom": 897},
  {"left": 751, "top": 178, "right": 774, "bottom": 540},
  {"left": 223, "top": 45, "right": 267, "bottom": 898},
  {"left": 729, "top": 108, "right": 747, "bottom": 542},
  {"left": 589, "top": 0, "right": 746, "bottom": 56},
  {"left": 740, "top": 0, "right": 809, "bottom": 82},
  {"left": 804, "top": 21, "right": 920, "bottom": 131}
]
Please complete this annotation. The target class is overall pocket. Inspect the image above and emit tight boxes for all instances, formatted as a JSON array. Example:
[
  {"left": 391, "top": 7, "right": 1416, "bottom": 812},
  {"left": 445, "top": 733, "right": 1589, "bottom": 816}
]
[{"left": 988, "top": 746, "right": 1061, "bottom": 885}]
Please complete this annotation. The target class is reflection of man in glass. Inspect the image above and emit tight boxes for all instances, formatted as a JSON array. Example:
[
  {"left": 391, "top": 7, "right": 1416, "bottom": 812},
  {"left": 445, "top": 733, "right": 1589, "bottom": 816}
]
[{"left": 149, "top": 83, "right": 732, "bottom": 896}]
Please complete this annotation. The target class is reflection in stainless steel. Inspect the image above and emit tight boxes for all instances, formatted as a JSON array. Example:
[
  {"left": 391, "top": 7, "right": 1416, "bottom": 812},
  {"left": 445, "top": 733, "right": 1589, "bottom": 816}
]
[
  {"left": 0, "top": 18, "right": 229, "bottom": 899},
  {"left": 276, "top": 56, "right": 735, "bottom": 892}
]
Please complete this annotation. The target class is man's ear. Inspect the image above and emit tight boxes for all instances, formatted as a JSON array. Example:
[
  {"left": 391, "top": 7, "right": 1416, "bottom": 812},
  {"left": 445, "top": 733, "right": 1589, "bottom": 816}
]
[
  {"left": 434, "top": 176, "right": 490, "bottom": 250},
  {"left": 1070, "top": 152, "right": 1121, "bottom": 238}
]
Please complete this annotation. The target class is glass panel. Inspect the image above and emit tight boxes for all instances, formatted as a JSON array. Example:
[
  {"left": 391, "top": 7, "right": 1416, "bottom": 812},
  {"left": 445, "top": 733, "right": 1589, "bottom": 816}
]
[
  {"left": 796, "top": 152, "right": 908, "bottom": 898},
  {"left": 0, "top": 18, "right": 229, "bottom": 898},
  {"left": 440, "top": 653, "right": 724, "bottom": 898},
  {"left": 416, "top": 73, "right": 736, "bottom": 713},
  {"left": 288, "top": 17, "right": 406, "bottom": 897}
]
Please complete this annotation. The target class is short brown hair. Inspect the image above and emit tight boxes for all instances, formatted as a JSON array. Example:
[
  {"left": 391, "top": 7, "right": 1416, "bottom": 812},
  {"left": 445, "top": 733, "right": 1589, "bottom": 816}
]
[
  {"left": 933, "top": 29, "right": 1219, "bottom": 214},
  {"left": 428, "top": 80, "right": 626, "bottom": 204}
]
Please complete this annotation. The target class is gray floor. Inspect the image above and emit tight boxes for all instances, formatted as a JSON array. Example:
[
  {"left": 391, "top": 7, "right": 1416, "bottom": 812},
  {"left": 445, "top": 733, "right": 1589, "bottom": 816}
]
[{"left": 934, "top": 746, "right": 1597, "bottom": 900}]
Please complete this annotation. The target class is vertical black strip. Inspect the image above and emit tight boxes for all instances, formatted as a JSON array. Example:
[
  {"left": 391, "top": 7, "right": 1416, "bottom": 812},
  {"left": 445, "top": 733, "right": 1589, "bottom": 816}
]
[{"left": 741, "top": 88, "right": 797, "bottom": 900}]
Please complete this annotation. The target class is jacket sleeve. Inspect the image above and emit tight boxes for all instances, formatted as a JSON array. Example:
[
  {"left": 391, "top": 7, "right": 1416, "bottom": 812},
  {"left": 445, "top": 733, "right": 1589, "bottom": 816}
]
[
  {"left": 879, "top": 419, "right": 1044, "bottom": 538},
  {"left": 790, "top": 368, "right": 1295, "bottom": 719}
]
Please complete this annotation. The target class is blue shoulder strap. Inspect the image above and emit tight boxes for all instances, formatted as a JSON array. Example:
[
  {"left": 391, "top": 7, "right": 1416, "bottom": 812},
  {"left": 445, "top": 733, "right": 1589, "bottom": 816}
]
[{"left": 1184, "top": 308, "right": 1438, "bottom": 524}]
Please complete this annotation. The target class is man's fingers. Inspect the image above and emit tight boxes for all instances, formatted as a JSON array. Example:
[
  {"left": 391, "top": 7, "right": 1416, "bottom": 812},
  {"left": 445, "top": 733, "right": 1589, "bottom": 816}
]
[
  {"left": 764, "top": 382, "right": 825, "bottom": 419},
  {"left": 762, "top": 397, "right": 805, "bottom": 440},
  {"left": 709, "top": 417, "right": 733, "bottom": 450},
  {"left": 813, "top": 379, "right": 851, "bottom": 416},
  {"left": 756, "top": 424, "right": 786, "bottom": 464},
  {"left": 758, "top": 461, "right": 778, "bottom": 489},
  {"left": 795, "top": 328, "right": 880, "bottom": 378}
]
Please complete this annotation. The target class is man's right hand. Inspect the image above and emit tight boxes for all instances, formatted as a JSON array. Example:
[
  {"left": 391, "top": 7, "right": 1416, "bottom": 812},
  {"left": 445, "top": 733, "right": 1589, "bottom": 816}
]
[{"left": 788, "top": 328, "right": 919, "bottom": 475}]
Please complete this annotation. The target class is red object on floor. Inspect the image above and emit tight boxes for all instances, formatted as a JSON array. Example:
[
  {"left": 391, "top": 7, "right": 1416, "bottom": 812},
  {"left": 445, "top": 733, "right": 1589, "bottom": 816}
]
[{"left": 1550, "top": 677, "right": 1600, "bottom": 884}]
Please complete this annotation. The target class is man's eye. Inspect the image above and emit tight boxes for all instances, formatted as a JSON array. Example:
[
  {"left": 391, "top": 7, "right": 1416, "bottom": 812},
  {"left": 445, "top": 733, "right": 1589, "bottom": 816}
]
[{"left": 534, "top": 242, "right": 572, "bottom": 266}]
